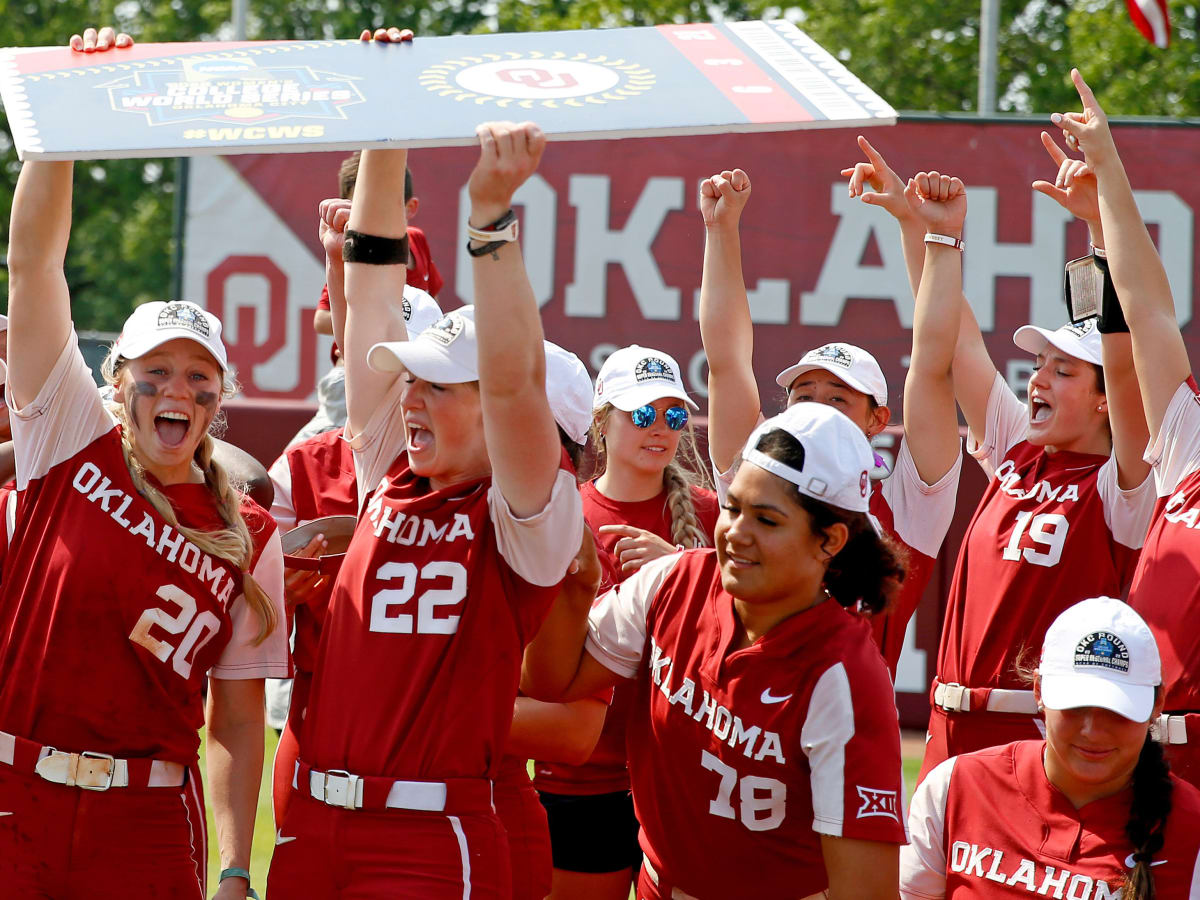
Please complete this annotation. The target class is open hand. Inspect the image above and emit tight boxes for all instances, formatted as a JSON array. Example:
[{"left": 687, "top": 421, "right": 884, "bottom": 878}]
[{"left": 699, "top": 169, "right": 751, "bottom": 229}]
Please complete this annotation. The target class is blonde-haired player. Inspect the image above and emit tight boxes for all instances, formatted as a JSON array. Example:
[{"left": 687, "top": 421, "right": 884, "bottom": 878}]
[{"left": 0, "top": 156, "right": 287, "bottom": 899}]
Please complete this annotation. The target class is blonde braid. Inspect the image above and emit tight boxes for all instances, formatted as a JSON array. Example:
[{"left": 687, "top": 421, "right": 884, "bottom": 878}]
[
  {"left": 104, "top": 356, "right": 276, "bottom": 644},
  {"left": 194, "top": 434, "right": 277, "bottom": 645},
  {"left": 663, "top": 462, "right": 709, "bottom": 548}
]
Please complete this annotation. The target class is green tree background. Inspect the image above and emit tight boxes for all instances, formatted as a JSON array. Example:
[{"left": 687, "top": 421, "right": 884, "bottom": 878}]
[{"left": 0, "top": 0, "right": 1194, "bottom": 330}]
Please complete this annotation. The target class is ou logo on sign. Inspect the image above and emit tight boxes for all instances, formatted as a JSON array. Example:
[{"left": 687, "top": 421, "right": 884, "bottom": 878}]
[{"left": 498, "top": 67, "right": 580, "bottom": 90}]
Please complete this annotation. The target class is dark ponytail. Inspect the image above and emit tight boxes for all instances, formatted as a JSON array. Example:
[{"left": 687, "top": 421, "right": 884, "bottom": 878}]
[
  {"left": 1123, "top": 732, "right": 1173, "bottom": 899},
  {"left": 753, "top": 429, "right": 907, "bottom": 615}
]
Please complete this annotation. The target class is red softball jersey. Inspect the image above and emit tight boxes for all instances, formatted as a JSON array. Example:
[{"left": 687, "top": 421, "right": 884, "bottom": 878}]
[
  {"left": 1130, "top": 376, "right": 1200, "bottom": 712},
  {"left": 587, "top": 550, "right": 908, "bottom": 899},
  {"left": 268, "top": 426, "right": 358, "bottom": 675},
  {"left": 534, "top": 480, "right": 721, "bottom": 796},
  {"left": 299, "top": 377, "right": 584, "bottom": 780},
  {"left": 0, "top": 334, "right": 288, "bottom": 765},
  {"left": 902, "top": 740, "right": 1200, "bottom": 898},
  {"left": 937, "top": 374, "right": 1154, "bottom": 695},
  {"left": 717, "top": 431, "right": 961, "bottom": 677}
]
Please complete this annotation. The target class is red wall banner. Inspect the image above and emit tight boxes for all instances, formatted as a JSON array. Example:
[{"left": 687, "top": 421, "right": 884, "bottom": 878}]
[{"left": 187, "top": 117, "right": 1199, "bottom": 722}]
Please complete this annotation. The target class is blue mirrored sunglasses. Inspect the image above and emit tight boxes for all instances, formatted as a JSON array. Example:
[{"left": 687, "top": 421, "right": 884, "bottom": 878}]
[{"left": 629, "top": 404, "right": 689, "bottom": 431}]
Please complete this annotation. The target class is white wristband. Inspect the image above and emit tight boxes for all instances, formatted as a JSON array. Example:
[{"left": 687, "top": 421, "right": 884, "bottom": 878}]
[
  {"left": 924, "top": 232, "right": 964, "bottom": 252},
  {"left": 1091, "top": 243, "right": 1107, "bottom": 259}
]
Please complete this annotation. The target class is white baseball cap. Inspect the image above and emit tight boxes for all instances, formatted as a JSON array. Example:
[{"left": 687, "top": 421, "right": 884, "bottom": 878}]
[
  {"left": 593, "top": 345, "right": 698, "bottom": 412},
  {"left": 775, "top": 343, "right": 888, "bottom": 407},
  {"left": 1014, "top": 319, "right": 1103, "bottom": 367},
  {"left": 112, "top": 301, "right": 228, "bottom": 371},
  {"left": 1038, "top": 596, "right": 1161, "bottom": 723},
  {"left": 401, "top": 285, "right": 444, "bottom": 338},
  {"left": 545, "top": 341, "right": 592, "bottom": 445},
  {"left": 368, "top": 306, "right": 478, "bottom": 383},
  {"left": 742, "top": 401, "right": 873, "bottom": 513}
]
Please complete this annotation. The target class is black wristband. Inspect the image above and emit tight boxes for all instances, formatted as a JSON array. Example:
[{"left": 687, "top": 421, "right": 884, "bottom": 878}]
[
  {"left": 343, "top": 229, "right": 409, "bottom": 265},
  {"left": 1093, "top": 255, "right": 1130, "bottom": 334}
]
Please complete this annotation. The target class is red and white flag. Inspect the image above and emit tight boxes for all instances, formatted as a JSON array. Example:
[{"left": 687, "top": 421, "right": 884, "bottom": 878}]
[{"left": 1125, "top": 0, "right": 1171, "bottom": 48}]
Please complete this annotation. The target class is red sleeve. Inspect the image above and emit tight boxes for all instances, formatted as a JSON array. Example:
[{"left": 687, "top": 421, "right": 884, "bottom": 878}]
[{"left": 318, "top": 283, "right": 330, "bottom": 311}]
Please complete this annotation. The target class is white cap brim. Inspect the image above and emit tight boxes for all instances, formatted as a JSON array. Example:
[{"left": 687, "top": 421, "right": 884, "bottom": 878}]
[
  {"left": 602, "top": 382, "right": 698, "bottom": 413},
  {"left": 1013, "top": 325, "right": 1103, "bottom": 367},
  {"left": 774, "top": 361, "right": 886, "bottom": 406},
  {"left": 367, "top": 340, "right": 477, "bottom": 384},
  {"left": 1040, "top": 672, "right": 1154, "bottom": 723},
  {"left": 115, "top": 328, "right": 228, "bottom": 372}
]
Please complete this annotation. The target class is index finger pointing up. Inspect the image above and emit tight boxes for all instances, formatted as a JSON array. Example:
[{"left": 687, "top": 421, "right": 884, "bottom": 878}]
[
  {"left": 1071, "top": 68, "right": 1100, "bottom": 112},
  {"left": 1039, "top": 131, "right": 1068, "bottom": 166}
]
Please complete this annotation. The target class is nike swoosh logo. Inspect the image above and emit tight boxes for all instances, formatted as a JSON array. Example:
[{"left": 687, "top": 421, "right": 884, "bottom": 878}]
[
  {"left": 0, "top": 811, "right": 12, "bottom": 817},
  {"left": 1125, "top": 854, "right": 1168, "bottom": 868},
  {"left": 760, "top": 688, "right": 793, "bottom": 704},
  {"left": 275, "top": 829, "right": 297, "bottom": 846}
]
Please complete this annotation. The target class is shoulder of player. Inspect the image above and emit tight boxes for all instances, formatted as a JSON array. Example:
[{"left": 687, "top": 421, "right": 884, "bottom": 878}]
[{"left": 238, "top": 492, "right": 279, "bottom": 542}]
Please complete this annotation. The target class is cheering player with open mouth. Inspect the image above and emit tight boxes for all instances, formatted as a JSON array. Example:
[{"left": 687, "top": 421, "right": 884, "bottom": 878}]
[
  {"left": 267, "top": 124, "right": 583, "bottom": 898},
  {"left": 0, "top": 156, "right": 287, "bottom": 899}
]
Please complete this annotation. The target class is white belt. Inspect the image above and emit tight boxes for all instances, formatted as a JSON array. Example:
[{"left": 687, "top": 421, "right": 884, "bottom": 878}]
[
  {"left": 933, "top": 682, "right": 1040, "bottom": 715},
  {"left": 642, "top": 858, "right": 700, "bottom": 900},
  {"left": 304, "top": 766, "right": 451, "bottom": 812},
  {"left": 1151, "top": 715, "right": 1190, "bottom": 745},
  {"left": 32, "top": 749, "right": 184, "bottom": 791}
]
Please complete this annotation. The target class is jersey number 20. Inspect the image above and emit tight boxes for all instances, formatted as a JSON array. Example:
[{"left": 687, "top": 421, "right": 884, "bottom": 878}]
[
  {"left": 369, "top": 561, "right": 468, "bottom": 635},
  {"left": 129, "top": 585, "right": 221, "bottom": 679}
]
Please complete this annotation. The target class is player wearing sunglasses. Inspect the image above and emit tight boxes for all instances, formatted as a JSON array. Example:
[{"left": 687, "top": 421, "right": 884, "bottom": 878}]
[{"left": 533, "top": 344, "right": 718, "bottom": 900}]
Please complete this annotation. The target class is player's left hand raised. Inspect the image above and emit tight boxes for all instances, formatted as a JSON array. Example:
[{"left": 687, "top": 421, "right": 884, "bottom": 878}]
[
  {"left": 69, "top": 26, "right": 132, "bottom": 52},
  {"left": 468, "top": 121, "right": 546, "bottom": 226}
]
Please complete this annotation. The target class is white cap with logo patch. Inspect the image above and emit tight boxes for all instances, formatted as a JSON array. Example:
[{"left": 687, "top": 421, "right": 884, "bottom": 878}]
[
  {"left": 742, "top": 401, "right": 874, "bottom": 513},
  {"left": 112, "top": 301, "right": 228, "bottom": 372},
  {"left": 1038, "top": 596, "right": 1161, "bottom": 723},
  {"left": 775, "top": 343, "right": 888, "bottom": 407},
  {"left": 593, "top": 345, "right": 698, "bottom": 412},
  {"left": 368, "top": 306, "right": 478, "bottom": 384},
  {"left": 1013, "top": 318, "right": 1103, "bottom": 367},
  {"left": 544, "top": 341, "right": 592, "bottom": 445}
]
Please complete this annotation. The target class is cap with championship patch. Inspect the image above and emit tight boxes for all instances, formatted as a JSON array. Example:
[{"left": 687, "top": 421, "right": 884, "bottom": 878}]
[
  {"left": 112, "top": 301, "right": 228, "bottom": 372},
  {"left": 544, "top": 341, "right": 592, "bottom": 445},
  {"left": 1038, "top": 596, "right": 1161, "bottom": 722},
  {"left": 1013, "top": 318, "right": 1103, "bottom": 367},
  {"left": 742, "top": 402, "right": 874, "bottom": 513},
  {"left": 593, "top": 345, "right": 698, "bottom": 413},
  {"left": 367, "top": 306, "right": 478, "bottom": 383},
  {"left": 775, "top": 343, "right": 888, "bottom": 407}
]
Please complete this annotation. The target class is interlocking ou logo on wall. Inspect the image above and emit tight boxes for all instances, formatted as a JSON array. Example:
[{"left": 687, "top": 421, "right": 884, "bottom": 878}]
[{"left": 497, "top": 68, "right": 580, "bottom": 90}]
